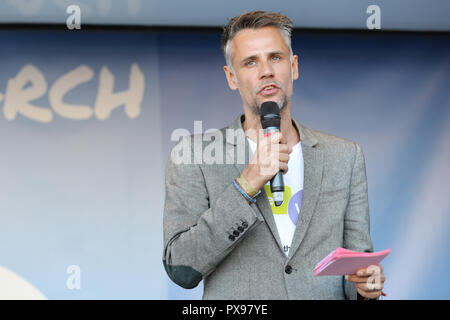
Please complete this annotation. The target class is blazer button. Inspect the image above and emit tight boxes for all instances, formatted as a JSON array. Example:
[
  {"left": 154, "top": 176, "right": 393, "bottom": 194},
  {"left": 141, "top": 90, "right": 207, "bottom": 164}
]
[
  {"left": 228, "top": 235, "right": 235, "bottom": 241},
  {"left": 285, "top": 265, "right": 293, "bottom": 274},
  {"left": 242, "top": 221, "right": 248, "bottom": 228},
  {"left": 237, "top": 226, "right": 244, "bottom": 232},
  {"left": 233, "top": 230, "right": 240, "bottom": 237}
]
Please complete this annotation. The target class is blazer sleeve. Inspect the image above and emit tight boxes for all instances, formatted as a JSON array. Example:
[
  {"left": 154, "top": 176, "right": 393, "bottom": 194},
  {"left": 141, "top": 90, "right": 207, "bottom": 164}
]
[
  {"left": 162, "top": 135, "right": 264, "bottom": 289},
  {"left": 343, "top": 143, "right": 374, "bottom": 300}
]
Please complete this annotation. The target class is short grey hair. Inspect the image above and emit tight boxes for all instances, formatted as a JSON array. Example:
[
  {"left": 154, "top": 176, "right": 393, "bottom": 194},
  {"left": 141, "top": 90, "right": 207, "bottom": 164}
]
[{"left": 221, "top": 11, "right": 294, "bottom": 72}]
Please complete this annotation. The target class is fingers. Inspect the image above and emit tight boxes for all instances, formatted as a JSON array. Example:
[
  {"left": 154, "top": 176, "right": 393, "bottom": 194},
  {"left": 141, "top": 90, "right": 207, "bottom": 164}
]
[
  {"left": 259, "top": 132, "right": 292, "bottom": 154},
  {"left": 267, "top": 134, "right": 292, "bottom": 156},
  {"left": 356, "top": 287, "right": 382, "bottom": 300},
  {"left": 354, "top": 275, "right": 384, "bottom": 299},
  {"left": 279, "top": 162, "right": 288, "bottom": 174},
  {"left": 278, "top": 152, "right": 290, "bottom": 162},
  {"left": 266, "top": 132, "right": 284, "bottom": 148},
  {"left": 345, "top": 266, "right": 385, "bottom": 299},
  {"left": 371, "top": 264, "right": 384, "bottom": 274},
  {"left": 269, "top": 131, "right": 286, "bottom": 145},
  {"left": 253, "top": 131, "right": 293, "bottom": 177},
  {"left": 259, "top": 131, "right": 281, "bottom": 145},
  {"left": 259, "top": 132, "right": 291, "bottom": 163},
  {"left": 346, "top": 274, "right": 385, "bottom": 283},
  {"left": 263, "top": 132, "right": 289, "bottom": 147},
  {"left": 278, "top": 132, "right": 287, "bottom": 145},
  {"left": 355, "top": 264, "right": 383, "bottom": 277},
  {"left": 355, "top": 279, "right": 383, "bottom": 299},
  {"left": 354, "top": 281, "right": 384, "bottom": 291}
]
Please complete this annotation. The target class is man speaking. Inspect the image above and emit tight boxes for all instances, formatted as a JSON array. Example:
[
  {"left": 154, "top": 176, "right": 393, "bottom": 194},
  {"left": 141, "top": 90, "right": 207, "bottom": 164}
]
[{"left": 163, "top": 10, "right": 385, "bottom": 299}]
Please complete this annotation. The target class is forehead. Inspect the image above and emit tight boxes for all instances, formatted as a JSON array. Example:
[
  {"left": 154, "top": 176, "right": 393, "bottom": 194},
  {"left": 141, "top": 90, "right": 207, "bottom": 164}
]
[{"left": 230, "top": 26, "right": 290, "bottom": 60}]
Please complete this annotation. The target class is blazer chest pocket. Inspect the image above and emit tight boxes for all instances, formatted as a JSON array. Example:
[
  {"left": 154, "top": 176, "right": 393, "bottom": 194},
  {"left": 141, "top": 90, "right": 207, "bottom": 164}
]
[{"left": 318, "top": 187, "right": 348, "bottom": 204}]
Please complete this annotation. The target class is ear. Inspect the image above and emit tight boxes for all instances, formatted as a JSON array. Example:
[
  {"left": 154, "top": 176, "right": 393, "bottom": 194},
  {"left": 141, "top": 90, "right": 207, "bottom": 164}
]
[
  {"left": 223, "top": 65, "right": 238, "bottom": 90},
  {"left": 291, "top": 54, "right": 299, "bottom": 80}
]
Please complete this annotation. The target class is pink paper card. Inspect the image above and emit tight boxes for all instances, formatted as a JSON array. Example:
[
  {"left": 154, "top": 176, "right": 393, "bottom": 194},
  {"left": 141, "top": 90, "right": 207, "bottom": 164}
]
[{"left": 314, "top": 248, "right": 390, "bottom": 276}]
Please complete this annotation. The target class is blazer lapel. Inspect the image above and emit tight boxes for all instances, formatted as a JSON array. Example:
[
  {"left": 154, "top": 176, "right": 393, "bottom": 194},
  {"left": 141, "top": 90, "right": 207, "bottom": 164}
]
[
  {"left": 225, "top": 115, "right": 284, "bottom": 253},
  {"left": 287, "top": 119, "right": 323, "bottom": 260},
  {"left": 254, "top": 187, "right": 284, "bottom": 252},
  {"left": 224, "top": 115, "right": 323, "bottom": 258}
]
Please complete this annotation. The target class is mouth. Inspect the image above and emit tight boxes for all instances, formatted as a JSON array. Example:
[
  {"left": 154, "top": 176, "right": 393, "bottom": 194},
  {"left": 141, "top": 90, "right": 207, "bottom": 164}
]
[{"left": 259, "top": 84, "right": 279, "bottom": 96}]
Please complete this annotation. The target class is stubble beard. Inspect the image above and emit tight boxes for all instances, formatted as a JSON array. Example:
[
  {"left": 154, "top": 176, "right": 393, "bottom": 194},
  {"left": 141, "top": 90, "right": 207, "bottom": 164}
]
[{"left": 248, "top": 93, "right": 289, "bottom": 116}]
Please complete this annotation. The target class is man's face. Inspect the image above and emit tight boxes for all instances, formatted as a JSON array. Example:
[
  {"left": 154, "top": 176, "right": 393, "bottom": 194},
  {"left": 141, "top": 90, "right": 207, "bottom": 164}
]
[{"left": 224, "top": 26, "right": 299, "bottom": 115}]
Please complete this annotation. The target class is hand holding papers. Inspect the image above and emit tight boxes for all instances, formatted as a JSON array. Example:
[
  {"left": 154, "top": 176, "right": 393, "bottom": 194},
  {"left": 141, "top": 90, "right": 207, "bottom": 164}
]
[{"left": 314, "top": 247, "right": 390, "bottom": 277}]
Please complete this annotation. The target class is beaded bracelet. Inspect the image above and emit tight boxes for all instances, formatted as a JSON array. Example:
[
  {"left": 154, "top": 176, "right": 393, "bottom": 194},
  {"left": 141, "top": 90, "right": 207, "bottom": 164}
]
[{"left": 233, "top": 179, "right": 257, "bottom": 204}]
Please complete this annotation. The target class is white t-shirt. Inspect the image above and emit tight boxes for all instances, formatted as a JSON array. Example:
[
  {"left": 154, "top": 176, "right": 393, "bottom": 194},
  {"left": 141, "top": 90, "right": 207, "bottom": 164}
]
[{"left": 247, "top": 137, "right": 304, "bottom": 257}]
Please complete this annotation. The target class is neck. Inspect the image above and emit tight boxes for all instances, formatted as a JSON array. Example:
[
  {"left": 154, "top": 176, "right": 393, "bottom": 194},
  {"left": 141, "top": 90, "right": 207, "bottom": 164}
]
[{"left": 242, "top": 105, "right": 300, "bottom": 148}]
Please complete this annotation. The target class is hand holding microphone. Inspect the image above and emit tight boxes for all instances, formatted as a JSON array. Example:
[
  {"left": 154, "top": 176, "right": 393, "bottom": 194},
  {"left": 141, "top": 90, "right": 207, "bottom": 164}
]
[{"left": 241, "top": 101, "right": 291, "bottom": 206}]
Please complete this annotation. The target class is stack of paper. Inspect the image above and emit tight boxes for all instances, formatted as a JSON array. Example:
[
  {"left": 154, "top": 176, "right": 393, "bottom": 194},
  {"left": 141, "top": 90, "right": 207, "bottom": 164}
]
[{"left": 313, "top": 247, "right": 390, "bottom": 276}]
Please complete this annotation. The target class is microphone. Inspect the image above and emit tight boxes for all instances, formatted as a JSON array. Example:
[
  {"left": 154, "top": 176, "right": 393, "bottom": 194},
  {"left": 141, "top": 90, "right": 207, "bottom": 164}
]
[{"left": 260, "top": 101, "right": 284, "bottom": 207}]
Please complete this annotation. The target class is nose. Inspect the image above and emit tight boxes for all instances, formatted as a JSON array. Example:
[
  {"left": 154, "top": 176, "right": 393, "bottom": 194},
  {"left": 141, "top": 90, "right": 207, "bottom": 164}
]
[{"left": 258, "top": 60, "right": 274, "bottom": 79}]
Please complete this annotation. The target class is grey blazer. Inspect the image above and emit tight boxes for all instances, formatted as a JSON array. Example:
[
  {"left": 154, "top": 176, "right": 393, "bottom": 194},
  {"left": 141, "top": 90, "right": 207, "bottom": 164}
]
[{"left": 163, "top": 114, "right": 373, "bottom": 300}]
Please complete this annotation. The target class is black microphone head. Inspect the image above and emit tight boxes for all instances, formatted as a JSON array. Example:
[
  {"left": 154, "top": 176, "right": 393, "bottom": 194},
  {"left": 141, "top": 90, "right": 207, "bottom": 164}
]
[{"left": 260, "top": 101, "right": 280, "bottom": 129}]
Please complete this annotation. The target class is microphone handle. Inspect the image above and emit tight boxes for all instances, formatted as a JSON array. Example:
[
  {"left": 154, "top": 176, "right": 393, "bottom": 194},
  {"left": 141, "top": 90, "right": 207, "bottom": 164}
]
[{"left": 264, "top": 127, "right": 285, "bottom": 207}]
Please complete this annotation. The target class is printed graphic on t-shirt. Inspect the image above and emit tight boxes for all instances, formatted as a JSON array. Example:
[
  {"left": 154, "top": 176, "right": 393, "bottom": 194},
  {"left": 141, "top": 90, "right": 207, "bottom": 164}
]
[
  {"left": 247, "top": 138, "right": 304, "bottom": 256},
  {"left": 264, "top": 186, "right": 303, "bottom": 225}
]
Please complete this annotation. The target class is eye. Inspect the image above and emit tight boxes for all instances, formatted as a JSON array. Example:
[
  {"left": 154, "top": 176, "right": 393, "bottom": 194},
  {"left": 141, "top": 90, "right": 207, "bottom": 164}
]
[
  {"left": 272, "top": 55, "right": 281, "bottom": 61},
  {"left": 246, "top": 60, "right": 256, "bottom": 67}
]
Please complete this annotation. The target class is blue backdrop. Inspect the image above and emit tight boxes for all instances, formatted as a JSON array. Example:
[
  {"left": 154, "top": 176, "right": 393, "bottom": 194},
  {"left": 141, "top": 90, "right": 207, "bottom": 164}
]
[{"left": 0, "top": 29, "right": 449, "bottom": 299}]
